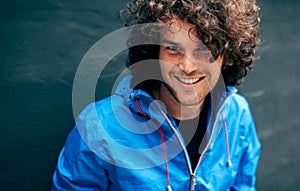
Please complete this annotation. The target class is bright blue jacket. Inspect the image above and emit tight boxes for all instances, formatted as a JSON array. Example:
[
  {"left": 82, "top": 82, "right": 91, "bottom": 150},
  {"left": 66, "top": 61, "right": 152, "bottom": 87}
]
[{"left": 52, "top": 75, "right": 261, "bottom": 191}]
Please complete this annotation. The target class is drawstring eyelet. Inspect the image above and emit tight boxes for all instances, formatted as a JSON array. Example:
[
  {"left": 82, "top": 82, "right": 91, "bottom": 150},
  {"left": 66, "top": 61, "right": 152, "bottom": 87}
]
[
  {"left": 167, "top": 185, "right": 173, "bottom": 191},
  {"left": 227, "top": 160, "right": 232, "bottom": 167}
]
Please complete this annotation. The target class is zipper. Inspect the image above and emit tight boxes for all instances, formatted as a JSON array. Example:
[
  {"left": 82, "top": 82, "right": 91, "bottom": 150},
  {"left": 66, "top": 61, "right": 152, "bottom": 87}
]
[
  {"left": 190, "top": 174, "right": 197, "bottom": 191},
  {"left": 153, "top": 89, "right": 237, "bottom": 190},
  {"left": 158, "top": 109, "right": 196, "bottom": 191},
  {"left": 192, "top": 89, "right": 237, "bottom": 175},
  {"left": 159, "top": 110, "right": 193, "bottom": 174}
]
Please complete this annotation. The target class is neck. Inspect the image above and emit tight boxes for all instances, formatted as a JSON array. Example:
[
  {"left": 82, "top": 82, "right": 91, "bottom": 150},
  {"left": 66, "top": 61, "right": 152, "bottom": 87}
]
[{"left": 153, "top": 83, "right": 204, "bottom": 120}]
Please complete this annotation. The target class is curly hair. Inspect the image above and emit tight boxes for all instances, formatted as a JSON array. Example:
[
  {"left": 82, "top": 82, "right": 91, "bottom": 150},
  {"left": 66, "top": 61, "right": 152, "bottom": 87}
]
[{"left": 120, "top": 0, "right": 261, "bottom": 86}]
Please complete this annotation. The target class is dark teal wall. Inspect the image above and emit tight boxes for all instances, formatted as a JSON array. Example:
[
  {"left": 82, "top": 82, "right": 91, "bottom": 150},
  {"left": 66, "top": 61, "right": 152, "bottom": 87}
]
[{"left": 0, "top": 0, "right": 299, "bottom": 190}]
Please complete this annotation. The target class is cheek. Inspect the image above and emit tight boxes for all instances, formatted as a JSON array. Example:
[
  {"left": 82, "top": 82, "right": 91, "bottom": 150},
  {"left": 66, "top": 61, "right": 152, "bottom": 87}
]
[
  {"left": 206, "top": 58, "right": 223, "bottom": 75},
  {"left": 159, "top": 60, "right": 172, "bottom": 78},
  {"left": 159, "top": 47, "right": 168, "bottom": 62},
  {"left": 159, "top": 51, "right": 177, "bottom": 75},
  {"left": 199, "top": 61, "right": 222, "bottom": 87},
  {"left": 159, "top": 48, "right": 181, "bottom": 66}
]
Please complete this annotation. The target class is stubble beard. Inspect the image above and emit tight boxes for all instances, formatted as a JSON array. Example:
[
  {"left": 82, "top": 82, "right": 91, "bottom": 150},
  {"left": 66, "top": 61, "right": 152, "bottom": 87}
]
[{"left": 162, "top": 82, "right": 206, "bottom": 107}]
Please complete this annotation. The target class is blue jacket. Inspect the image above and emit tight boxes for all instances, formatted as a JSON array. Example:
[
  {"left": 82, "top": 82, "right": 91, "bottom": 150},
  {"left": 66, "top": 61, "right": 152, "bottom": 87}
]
[{"left": 52, "top": 75, "right": 261, "bottom": 191}]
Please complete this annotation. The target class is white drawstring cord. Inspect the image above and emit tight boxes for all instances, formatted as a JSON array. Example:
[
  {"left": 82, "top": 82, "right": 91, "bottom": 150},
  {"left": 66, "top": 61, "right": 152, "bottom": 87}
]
[
  {"left": 221, "top": 112, "right": 232, "bottom": 167},
  {"left": 135, "top": 99, "right": 173, "bottom": 190}
]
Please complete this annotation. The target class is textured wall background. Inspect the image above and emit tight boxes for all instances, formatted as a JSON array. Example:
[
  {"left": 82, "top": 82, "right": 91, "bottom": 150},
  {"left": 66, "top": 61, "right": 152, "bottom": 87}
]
[{"left": 0, "top": 0, "right": 299, "bottom": 190}]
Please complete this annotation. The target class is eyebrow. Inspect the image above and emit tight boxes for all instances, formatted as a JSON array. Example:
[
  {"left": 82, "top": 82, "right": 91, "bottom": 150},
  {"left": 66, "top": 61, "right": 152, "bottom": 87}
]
[{"left": 161, "top": 39, "right": 180, "bottom": 46}]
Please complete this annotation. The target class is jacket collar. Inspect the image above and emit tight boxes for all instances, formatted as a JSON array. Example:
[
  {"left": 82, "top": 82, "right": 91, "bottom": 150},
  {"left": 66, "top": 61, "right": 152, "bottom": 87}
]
[
  {"left": 114, "top": 75, "right": 238, "bottom": 156},
  {"left": 114, "top": 75, "right": 237, "bottom": 119}
]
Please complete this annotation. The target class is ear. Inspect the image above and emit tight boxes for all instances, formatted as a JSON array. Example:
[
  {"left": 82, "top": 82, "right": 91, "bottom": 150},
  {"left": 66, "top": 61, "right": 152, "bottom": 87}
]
[{"left": 215, "top": 55, "right": 224, "bottom": 67}]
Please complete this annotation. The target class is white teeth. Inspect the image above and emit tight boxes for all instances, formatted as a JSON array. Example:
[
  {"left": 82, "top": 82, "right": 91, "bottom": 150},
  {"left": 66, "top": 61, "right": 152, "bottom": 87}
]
[{"left": 178, "top": 77, "right": 201, "bottom": 84}]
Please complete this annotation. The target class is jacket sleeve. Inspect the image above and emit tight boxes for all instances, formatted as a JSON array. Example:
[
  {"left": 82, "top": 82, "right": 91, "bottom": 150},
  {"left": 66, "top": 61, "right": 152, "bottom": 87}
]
[
  {"left": 231, "top": 109, "right": 261, "bottom": 191},
  {"left": 52, "top": 127, "right": 109, "bottom": 191}
]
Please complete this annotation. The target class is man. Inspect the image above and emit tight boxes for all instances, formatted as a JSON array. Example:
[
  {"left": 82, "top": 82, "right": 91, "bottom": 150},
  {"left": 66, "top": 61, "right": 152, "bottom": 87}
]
[{"left": 52, "top": 0, "right": 261, "bottom": 190}]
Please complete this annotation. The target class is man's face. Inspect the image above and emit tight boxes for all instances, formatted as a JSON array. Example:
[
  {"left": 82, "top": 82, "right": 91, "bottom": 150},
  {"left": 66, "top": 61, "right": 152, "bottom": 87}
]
[{"left": 159, "top": 19, "right": 223, "bottom": 106}]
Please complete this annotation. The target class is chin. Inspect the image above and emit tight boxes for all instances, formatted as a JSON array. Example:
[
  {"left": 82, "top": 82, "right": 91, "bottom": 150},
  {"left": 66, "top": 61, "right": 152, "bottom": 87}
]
[{"left": 176, "top": 97, "right": 203, "bottom": 106}]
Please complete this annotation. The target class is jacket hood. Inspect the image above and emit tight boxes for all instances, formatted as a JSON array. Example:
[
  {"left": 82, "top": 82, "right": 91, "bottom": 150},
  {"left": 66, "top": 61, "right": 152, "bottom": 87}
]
[{"left": 114, "top": 75, "right": 237, "bottom": 153}]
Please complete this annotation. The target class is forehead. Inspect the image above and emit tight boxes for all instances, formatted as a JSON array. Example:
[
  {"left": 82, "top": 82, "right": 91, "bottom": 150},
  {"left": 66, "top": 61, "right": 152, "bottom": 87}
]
[{"left": 161, "top": 19, "right": 201, "bottom": 44}]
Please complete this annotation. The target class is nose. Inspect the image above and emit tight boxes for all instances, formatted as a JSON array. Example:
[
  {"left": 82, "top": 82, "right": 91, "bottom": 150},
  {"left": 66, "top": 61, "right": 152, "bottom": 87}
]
[{"left": 178, "top": 54, "right": 199, "bottom": 75}]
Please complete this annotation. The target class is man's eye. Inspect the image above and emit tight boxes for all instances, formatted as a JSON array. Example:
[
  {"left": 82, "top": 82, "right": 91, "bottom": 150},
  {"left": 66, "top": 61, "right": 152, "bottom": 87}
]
[
  {"left": 194, "top": 50, "right": 214, "bottom": 63},
  {"left": 166, "top": 46, "right": 182, "bottom": 54},
  {"left": 167, "top": 46, "right": 179, "bottom": 50}
]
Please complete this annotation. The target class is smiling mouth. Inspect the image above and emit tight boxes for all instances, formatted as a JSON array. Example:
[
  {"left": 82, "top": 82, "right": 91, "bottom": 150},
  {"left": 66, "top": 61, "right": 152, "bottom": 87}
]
[{"left": 175, "top": 76, "right": 205, "bottom": 85}]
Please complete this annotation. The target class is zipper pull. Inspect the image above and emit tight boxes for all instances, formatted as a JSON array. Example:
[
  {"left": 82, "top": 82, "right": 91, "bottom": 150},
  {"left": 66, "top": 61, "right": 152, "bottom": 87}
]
[{"left": 190, "top": 175, "right": 197, "bottom": 191}]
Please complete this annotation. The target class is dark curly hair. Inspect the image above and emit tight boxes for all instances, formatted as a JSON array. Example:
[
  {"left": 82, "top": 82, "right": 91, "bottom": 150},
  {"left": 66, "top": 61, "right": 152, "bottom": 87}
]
[{"left": 120, "top": 0, "right": 261, "bottom": 86}]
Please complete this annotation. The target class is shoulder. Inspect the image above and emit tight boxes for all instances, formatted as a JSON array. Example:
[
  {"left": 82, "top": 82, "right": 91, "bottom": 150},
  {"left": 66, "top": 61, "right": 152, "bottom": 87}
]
[
  {"left": 73, "top": 96, "right": 125, "bottom": 162},
  {"left": 223, "top": 88, "right": 261, "bottom": 149},
  {"left": 223, "top": 88, "right": 256, "bottom": 133},
  {"left": 225, "top": 87, "right": 252, "bottom": 114},
  {"left": 76, "top": 94, "right": 127, "bottom": 122}
]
